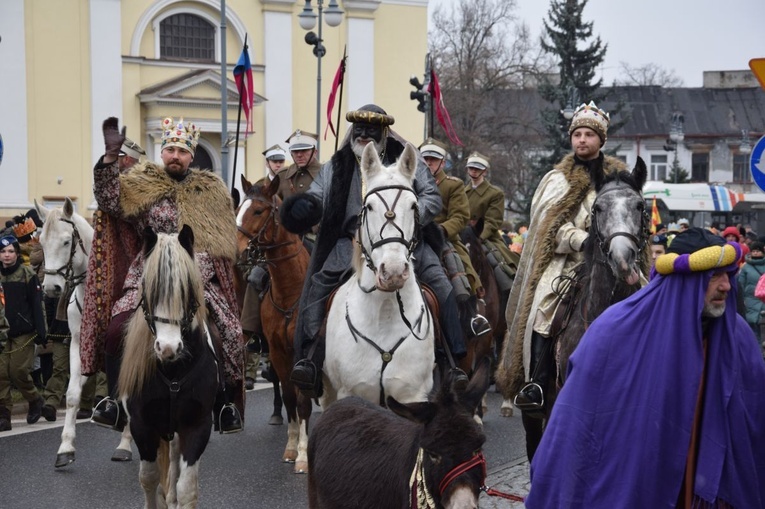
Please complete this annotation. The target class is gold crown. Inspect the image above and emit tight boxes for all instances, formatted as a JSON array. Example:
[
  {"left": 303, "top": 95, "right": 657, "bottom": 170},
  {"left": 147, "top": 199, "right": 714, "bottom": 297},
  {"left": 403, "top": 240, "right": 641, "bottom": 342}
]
[
  {"left": 12, "top": 217, "right": 37, "bottom": 240},
  {"left": 568, "top": 101, "right": 610, "bottom": 142},
  {"left": 161, "top": 117, "right": 201, "bottom": 154}
]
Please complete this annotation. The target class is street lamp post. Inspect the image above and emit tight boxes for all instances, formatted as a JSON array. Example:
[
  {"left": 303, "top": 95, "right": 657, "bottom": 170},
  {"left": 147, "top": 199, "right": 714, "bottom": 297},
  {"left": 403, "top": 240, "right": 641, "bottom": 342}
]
[
  {"left": 298, "top": 0, "right": 344, "bottom": 158},
  {"left": 665, "top": 112, "right": 685, "bottom": 183}
]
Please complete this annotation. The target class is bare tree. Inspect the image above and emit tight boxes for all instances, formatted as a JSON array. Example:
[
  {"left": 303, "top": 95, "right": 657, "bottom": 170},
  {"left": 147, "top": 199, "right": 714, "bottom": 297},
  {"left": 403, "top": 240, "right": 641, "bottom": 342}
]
[
  {"left": 615, "top": 62, "right": 684, "bottom": 87},
  {"left": 428, "top": 0, "right": 553, "bottom": 216}
]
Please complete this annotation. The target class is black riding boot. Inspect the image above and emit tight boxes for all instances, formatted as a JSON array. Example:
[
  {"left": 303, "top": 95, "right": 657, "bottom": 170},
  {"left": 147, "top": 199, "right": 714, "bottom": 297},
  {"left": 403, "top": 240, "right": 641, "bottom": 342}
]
[
  {"left": 91, "top": 353, "right": 127, "bottom": 431},
  {"left": 514, "top": 331, "right": 553, "bottom": 419},
  {"left": 214, "top": 383, "right": 244, "bottom": 434},
  {"left": 440, "top": 292, "right": 469, "bottom": 391},
  {"left": 290, "top": 336, "right": 325, "bottom": 399}
]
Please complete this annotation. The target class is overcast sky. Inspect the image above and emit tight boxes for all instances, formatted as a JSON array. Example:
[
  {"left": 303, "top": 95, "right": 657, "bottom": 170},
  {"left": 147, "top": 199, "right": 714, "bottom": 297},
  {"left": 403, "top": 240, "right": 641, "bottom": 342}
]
[{"left": 428, "top": 0, "right": 765, "bottom": 87}]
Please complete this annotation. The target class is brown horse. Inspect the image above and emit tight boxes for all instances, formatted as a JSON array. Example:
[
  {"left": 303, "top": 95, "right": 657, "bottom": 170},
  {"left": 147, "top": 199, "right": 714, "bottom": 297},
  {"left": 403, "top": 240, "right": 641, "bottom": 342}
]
[{"left": 236, "top": 175, "right": 313, "bottom": 474}]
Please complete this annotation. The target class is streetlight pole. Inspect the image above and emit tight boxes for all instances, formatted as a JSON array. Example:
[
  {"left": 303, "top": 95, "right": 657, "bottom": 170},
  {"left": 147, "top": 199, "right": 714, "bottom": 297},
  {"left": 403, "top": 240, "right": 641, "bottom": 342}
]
[
  {"left": 668, "top": 112, "right": 685, "bottom": 183},
  {"left": 299, "top": 0, "right": 344, "bottom": 158}
]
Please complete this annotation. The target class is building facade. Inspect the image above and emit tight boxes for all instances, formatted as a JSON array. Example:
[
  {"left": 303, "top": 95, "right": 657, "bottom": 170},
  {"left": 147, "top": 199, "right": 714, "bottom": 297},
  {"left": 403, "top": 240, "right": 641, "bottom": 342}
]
[{"left": 0, "top": 0, "right": 429, "bottom": 217}]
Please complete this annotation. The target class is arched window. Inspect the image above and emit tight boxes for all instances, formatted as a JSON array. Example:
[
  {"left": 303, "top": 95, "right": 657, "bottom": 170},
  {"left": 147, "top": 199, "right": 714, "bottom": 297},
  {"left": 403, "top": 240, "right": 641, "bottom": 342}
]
[{"left": 159, "top": 13, "right": 215, "bottom": 61}]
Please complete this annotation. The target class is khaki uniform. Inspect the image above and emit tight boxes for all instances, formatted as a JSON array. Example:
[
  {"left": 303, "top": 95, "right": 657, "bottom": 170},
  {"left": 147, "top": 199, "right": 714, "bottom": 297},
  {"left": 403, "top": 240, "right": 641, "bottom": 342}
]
[
  {"left": 278, "top": 159, "right": 322, "bottom": 199},
  {"left": 465, "top": 179, "right": 518, "bottom": 268},
  {"left": 432, "top": 167, "right": 480, "bottom": 292}
]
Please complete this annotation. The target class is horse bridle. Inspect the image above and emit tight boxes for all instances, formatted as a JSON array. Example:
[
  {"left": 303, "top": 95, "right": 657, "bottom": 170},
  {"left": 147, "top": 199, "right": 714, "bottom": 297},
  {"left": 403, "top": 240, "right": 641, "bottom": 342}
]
[
  {"left": 357, "top": 185, "right": 421, "bottom": 273},
  {"left": 141, "top": 290, "right": 200, "bottom": 339},
  {"left": 237, "top": 195, "right": 302, "bottom": 268},
  {"left": 590, "top": 186, "right": 650, "bottom": 257},
  {"left": 43, "top": 218, "right": 88, "bottom": 289}
]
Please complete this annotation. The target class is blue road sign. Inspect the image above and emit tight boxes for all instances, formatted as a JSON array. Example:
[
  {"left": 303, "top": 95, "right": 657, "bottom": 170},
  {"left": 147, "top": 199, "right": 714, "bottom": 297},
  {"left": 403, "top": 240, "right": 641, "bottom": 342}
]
[{"left": 751, "top": 135, "right": 765, "bottom": 193}]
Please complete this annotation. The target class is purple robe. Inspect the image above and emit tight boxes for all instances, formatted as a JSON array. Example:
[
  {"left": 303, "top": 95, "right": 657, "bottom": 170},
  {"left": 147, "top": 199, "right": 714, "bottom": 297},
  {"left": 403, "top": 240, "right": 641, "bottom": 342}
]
[{"left": 526, "top": 269, "right": 765, "bottom": 508}]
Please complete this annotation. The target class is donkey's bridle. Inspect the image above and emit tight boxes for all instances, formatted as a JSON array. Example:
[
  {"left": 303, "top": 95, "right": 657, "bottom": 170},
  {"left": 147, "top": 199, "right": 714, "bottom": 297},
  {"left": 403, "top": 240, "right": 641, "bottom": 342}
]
[
  {"left": 590, "top": 186, "right": 650, "bottom": 257},
  {"left": 43, "top": 218, "right": 88, "bottom": 289},
  {"left": 357, "top": 185, "right": 420, "bottom": 273}
]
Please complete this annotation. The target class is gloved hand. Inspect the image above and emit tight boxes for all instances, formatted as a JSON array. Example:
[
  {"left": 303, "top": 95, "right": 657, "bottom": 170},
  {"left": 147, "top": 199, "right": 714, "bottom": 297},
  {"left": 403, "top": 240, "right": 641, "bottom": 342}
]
[
  {"left": 102, "top": 117, "right": 126, "bottom": 161},
  {"left": 291, "top": 198, "right": 315, "bottom": 222},
  {"left": 34, "top": 334, "right": 47, "bottom": 347}
]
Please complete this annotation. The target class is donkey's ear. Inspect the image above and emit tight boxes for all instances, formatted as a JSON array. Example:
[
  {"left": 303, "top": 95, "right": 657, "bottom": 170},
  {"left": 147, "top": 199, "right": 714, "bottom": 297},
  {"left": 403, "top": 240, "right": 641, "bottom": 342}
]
[
  {"left": 34, "top": 199, "right": 50, "bottom": 223},
  {"left": 398, "top": 143, "right": 418, "bottom": 182},
  {"left": 178, "top": 224, "right": 195, "bottom": 257},
  {"left": 460, "top": 357, "right": 492, "bottom": 413},
  {"left": 143, "top": 226, "right": 158, "bottom": 256},
  {"left": 361, "top": 142, "right": 382, "bottom": 180},
  {"left": 387, "top": 397, "right": 436, "bottom": 424},
  {"left": 632, "top": 156, "right": 647, "bottom": 190}
]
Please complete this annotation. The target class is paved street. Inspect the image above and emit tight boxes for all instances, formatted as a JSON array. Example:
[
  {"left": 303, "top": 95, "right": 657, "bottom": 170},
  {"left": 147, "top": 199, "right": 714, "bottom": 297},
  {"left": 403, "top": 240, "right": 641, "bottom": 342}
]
[{"left": 0, "top": 382, "right": 529, "bottom": 508}]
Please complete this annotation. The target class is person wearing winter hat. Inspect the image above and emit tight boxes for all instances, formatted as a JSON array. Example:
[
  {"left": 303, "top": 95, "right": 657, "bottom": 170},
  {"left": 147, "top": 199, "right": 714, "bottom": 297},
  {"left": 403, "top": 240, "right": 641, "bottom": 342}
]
[
  {"left": 499, "top": 100, "right": 645, "bottom": 462},
  {"left": 721, "top": 225, "right": 741, "bottom": 243},
  {"left": 526, "top": 227, "right": 765, "bottom": 508},
  {"left": 0, "top": 234, "right": 47, "bottom": 430}
]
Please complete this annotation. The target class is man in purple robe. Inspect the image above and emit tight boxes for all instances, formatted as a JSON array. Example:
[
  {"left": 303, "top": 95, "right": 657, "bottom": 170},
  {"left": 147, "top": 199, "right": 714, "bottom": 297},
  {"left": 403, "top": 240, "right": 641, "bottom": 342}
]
[{"left": 527, "top": 227, "right": 765, "bottom": 508}]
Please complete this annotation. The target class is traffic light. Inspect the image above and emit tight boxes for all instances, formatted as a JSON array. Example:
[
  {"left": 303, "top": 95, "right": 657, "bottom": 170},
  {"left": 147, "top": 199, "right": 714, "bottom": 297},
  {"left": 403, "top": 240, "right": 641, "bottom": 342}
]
[{"left": 409, "top": 76, "right": 427, "bottom": 113}]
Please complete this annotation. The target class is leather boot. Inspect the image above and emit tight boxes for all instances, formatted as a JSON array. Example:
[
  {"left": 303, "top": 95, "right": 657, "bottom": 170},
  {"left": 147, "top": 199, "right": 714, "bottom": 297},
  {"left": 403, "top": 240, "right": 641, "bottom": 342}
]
[
  {"left": 0, "top": 407, "right": 11, "bottom": 431},
  {"left": 42, "top": 403, "right": 57, "bottom": 422},
  {"left": 290, "top": 358, "right": 323, "bottom": 398},
  {"left": 217, "top": 384, "right": 243, "bottom": 434},
  {"left": 27, "top": 396, "right": 44, "bottom": 424},
  {"left": 514, "top": 332, "right": 552, "bottom": 419},
  {"left": 91, "top": 398, "right": 127, "bottom": 431}
]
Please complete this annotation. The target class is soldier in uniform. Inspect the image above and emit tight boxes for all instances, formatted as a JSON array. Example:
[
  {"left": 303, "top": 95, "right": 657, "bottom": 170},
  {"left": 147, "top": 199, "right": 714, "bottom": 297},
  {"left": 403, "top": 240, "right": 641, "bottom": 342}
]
[
  {"left": 280, "top": 130, "right": 322, "bottom": 199},
  {"left": 419, "top": 138, "right": 490, "bottom": 337},
  {"left": 464, "top": 152, "right": 518, "bottom": 293}
]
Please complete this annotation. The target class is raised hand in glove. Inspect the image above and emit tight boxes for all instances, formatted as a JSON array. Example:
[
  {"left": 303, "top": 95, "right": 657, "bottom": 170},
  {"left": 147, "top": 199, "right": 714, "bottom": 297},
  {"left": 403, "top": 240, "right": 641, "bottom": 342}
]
[{"left": 102, "top": 117, "right": 126, "bottom": 163}]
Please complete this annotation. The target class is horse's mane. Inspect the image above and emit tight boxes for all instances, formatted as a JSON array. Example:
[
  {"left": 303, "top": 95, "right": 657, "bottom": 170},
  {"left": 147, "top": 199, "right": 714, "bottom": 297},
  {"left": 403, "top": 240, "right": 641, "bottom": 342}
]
[{"left": 119, "top": 233, "right": 206, "bottom": 398}]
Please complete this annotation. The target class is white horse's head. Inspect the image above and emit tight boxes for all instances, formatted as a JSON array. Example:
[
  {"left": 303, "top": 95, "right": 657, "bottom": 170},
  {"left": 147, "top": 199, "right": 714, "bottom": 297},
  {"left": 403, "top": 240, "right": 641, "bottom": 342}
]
[
  {"left": 36, "top": 197, "right": 93, "bottom": 298},
  {"left": 358, "top": 142, "right": 419, "bottom": 292},
  {"left": 140, "top": 225, "right": 205, "bottom": 362}
]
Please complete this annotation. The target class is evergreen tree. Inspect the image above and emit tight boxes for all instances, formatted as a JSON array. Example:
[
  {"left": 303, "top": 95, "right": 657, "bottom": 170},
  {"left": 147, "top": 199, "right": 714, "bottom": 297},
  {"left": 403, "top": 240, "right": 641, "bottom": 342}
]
[
  {"left": 523, "top": 0, "right": 608, "bottom": 215},
  {"left": 664, "top": 157, "right": 690, "bottom": 184}
]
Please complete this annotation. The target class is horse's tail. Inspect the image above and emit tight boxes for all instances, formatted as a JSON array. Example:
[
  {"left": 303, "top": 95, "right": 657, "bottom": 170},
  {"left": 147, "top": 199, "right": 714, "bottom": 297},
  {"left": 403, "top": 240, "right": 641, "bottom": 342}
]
[{"left": 158, "top": 440, "right": 170, "bottom": 498}]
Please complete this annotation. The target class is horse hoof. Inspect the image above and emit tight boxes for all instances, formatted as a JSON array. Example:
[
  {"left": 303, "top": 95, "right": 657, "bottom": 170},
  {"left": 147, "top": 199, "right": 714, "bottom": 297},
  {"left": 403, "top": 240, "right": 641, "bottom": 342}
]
[
  {"left": 294, "top": 461, "right": 308, "bottom": 474},
  {"left": 500, "top": 407, "right": 514, "bottom": 418},
  {"left": 55, "top": 452, "right": 75, "bottom": 468},
  {"left": 111, "top": 449, "right": 132, "bottom": 462},
  {"left": 268, "top": 415, "right": 284, "bottom": 426}
]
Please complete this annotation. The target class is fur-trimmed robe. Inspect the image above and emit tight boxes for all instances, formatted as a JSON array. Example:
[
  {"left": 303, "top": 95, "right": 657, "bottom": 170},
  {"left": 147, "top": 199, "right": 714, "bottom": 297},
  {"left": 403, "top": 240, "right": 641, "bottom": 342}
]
[
  {"left": 497, "top": 153, "right": 627, "bottom": 398},
  {"left": 81, "top": 159, "right": 243, "bottom": 386}
]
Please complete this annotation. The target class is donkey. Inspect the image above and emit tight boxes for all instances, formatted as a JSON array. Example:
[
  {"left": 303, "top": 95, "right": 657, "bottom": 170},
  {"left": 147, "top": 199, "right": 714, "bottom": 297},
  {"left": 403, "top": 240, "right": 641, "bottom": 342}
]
[{"left": 308, "top": 358, "right": 492, "bottom": 509}]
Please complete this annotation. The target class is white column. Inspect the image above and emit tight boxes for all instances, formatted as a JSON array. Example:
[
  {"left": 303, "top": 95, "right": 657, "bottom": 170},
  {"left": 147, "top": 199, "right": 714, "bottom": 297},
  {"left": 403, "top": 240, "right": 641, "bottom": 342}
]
[
  {"left": 346, "top": 17, "right": 375, "bottom": 110},
  {"left": 89, "top": 0, "right": 123, "bottom": 165},
  {"left": 0, "top": 0, "right": 29, "bottom": 207},
  {"left": 263, "top": 10, "right": 294, "bottom": 149}
]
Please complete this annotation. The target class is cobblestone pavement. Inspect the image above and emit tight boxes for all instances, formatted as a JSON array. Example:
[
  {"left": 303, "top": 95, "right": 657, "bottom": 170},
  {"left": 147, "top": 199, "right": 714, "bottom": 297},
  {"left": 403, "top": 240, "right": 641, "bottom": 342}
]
[{"left": 481, "top": 458, "right": 530, "bottom": 508}]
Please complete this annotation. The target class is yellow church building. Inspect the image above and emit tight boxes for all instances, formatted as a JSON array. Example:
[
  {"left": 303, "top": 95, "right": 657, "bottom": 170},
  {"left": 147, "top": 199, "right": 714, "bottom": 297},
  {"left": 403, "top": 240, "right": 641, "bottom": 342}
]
[{"left": 0, "top": 0, "right": 429, "bottom": 217}]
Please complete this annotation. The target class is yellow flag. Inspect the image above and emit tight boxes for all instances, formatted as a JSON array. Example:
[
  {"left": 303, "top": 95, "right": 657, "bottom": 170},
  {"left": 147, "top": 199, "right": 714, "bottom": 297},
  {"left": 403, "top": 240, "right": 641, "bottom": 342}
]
[{"left": 650, "top": 197, "right": 661, "bottom": 234}]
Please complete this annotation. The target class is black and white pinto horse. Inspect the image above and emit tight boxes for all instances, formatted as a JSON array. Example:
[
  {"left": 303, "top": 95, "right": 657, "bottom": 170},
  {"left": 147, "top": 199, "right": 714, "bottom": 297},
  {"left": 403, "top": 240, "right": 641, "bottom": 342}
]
[
  {"left": 118, "top": 226, "right": 218, "bottom": 509},
  {"left": 36, "top": 197, "right": 134, "bottom": 467},
  {"left": 308, "top": 358, "right": 493, "bottom": 509},
  {"left": 522, "top": 157, "right": 649, "bottom": 459}
]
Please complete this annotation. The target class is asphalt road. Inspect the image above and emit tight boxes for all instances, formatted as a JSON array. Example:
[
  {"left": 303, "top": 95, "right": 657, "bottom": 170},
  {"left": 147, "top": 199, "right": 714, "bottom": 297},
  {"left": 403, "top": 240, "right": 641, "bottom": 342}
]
[{"left": 0, "top": 383, "right": 526, "bottom": 508}]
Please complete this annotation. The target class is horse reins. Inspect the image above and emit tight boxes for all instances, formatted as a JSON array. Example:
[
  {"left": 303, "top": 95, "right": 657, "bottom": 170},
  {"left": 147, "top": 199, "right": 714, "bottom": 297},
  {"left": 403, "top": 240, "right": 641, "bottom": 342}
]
[
  {"left": 237, "top": 196, "right": 304, "bottom": 268},
  {"left": 43, "top": 218, "right": 89, "bottom": 312},
  {"left": 590, "top": 186, "right": 650, "bottom": 257},
  {"left": 357, "top": 185, "right": 420, "bottom": 273}
]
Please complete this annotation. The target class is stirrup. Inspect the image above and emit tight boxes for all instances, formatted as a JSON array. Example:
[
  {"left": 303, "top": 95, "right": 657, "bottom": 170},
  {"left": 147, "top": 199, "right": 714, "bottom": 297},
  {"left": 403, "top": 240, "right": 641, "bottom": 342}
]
[
  {"left": 218, "top": 403, "right": 243, "bottom": 435},
  {"left": 513, "top": 382, "right": 545, "bottom": 419},
  {"left": 470, "top": 314, "right": 491, "bottom": 336},
  {"left": 91, "top": 397, "right": 126, "bottom": 431}
]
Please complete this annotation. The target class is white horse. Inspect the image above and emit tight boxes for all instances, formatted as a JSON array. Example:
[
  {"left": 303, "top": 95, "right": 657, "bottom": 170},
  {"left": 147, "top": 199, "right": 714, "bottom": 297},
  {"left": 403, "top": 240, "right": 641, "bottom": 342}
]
[
  {"left": 321, "top": 142, "right": 435, "bottom": 409},
  {"left": 36, "top": 197, "right": 133, "bottom": 468}
]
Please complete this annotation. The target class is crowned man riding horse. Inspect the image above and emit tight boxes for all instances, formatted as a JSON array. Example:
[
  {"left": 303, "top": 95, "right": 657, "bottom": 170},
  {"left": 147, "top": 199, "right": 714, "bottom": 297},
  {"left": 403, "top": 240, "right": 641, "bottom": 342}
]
[{"left": 280, "top": 104, "right": 473, "bottom": 399}]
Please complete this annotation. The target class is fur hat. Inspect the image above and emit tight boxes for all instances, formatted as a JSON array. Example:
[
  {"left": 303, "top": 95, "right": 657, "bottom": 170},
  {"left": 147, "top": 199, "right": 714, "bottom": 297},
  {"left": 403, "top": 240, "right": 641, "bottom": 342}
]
[
  {"left": 568, "top": 101, "right": 610, "bottom": 145},
  {"left": 286, "top": 130, "right": 318, "bottom": 151},
  {"left": 120, "top": 137, "right": 146, "bottom": 160},
  {"left": 418, "top": 138, "right": 448, "bottom": 159},
  {"left": 161, "top": 117, "right": 200, "bottom": 155},
  {"left": 466, "top": 152, "right": 490, "bottom": 171}
]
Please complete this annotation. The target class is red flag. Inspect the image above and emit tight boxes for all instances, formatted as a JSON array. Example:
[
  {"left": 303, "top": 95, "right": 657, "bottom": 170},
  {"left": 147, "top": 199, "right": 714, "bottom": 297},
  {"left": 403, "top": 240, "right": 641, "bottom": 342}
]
[
  {"left": 325, "top": 56, "right": 347, "bottom": 140},
  {"left": 233, "top": 47, "right": 254, "bottom": 135},
  {"left": 428, "top": 68, "right": 463, "bottom": 146},
  {"left": 650, "top": 196, "right": 661, "bottom": 234}
]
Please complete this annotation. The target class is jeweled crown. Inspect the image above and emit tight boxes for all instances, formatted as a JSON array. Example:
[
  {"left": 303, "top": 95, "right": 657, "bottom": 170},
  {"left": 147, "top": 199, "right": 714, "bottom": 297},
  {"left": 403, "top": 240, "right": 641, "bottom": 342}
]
[{"left": 161, "top": 117, "right": 201, "bottom": 154}]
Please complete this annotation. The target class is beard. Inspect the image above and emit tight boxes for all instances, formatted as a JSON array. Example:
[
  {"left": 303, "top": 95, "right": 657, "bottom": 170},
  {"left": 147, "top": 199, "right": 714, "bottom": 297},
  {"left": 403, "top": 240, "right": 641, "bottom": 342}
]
[
  {"left": 352, "top": 137, "right": 384, "bottom": 159},
  {"left": 701, "top": 301, "right": 726, "bottom": 318}
]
